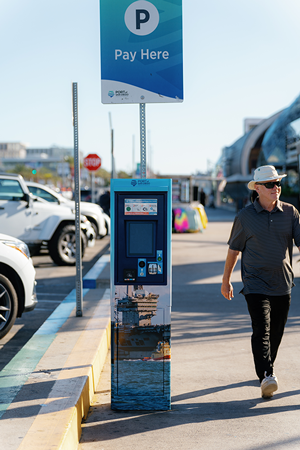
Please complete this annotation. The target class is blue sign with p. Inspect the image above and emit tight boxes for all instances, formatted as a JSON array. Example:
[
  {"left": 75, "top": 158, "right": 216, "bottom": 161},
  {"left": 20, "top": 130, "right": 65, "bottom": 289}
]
[{"left": 100, "top": 0, "right": 183, "bottom": 104}]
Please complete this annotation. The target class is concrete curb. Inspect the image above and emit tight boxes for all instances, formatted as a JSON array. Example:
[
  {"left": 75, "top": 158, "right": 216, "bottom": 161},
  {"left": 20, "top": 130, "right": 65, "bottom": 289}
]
[
  {"left": 83, "top": 254, "right": 110, "bottom": 289},
  {"left": 18, "top": 290, "right": 111, "bottom": 450}
]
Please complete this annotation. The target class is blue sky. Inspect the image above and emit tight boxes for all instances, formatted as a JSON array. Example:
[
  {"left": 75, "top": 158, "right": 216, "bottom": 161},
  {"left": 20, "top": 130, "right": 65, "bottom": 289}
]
[{"left": 0, "top": 0, "right": 300, "bottom": 175}]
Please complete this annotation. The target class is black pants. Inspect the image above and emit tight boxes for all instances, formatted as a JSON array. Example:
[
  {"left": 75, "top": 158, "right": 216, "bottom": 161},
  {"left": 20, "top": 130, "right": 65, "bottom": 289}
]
[{"left": 245, "top": 293, "right": 291, "bottom": 382}]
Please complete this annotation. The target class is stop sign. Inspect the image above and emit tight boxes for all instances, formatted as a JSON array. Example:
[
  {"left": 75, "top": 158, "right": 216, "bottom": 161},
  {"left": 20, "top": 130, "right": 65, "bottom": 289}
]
[{"left": 83, "top": 154, "right": 101, "bottom": 171}]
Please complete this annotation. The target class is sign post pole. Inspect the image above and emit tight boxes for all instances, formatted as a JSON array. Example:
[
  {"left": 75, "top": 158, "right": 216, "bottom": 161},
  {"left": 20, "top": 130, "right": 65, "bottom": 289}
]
[
  {"left": 91, "top": 172, "right": 95, "bottom": 203},
  {"left": 140, "top": 103, "right": 146, "bottom": 179},
  {"left": 109, "top": 112, "right": 115, "bottom": 179},
  {"left": 72, "top": 82, "right": 83, "bottom": 317}
]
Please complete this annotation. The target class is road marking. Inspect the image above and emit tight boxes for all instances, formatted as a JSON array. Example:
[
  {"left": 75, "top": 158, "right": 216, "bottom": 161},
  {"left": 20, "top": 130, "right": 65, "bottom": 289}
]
[
  {"left": 36, "top": 300, "right": 61, "bottom": 303},
  {"left": 83, "top": 253, "right": 110, "bottom": 288},
  {"left": 36, "top": 293, "right": 67, "bottom": 296},
  {"left": 34, "top": 308, "right": 59, "bottom": 311}
]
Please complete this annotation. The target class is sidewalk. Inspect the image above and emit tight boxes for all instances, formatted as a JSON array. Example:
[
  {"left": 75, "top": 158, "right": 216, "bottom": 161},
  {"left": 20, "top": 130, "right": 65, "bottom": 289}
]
[
  {"left": 0, "top": 254, "right": 111, "bottom": 450},
  {"left": 79, "top": 208, "right": 300, "bottom": 450}
]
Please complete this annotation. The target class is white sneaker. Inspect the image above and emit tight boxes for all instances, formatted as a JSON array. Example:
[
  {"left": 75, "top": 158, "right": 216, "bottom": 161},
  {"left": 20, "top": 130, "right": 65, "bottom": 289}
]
[{"left": 261, "top": 372, "right": 278, "bottom": 398}]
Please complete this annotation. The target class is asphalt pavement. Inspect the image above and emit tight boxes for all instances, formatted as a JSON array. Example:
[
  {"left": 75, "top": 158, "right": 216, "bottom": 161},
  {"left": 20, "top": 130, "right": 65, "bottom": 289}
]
[{"left": 79, "top": 207, "right": 300, "bottom": 450}]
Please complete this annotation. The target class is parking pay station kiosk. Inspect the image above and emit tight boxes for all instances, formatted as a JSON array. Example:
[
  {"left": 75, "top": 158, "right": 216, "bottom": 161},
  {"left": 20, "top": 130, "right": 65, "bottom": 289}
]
[{"left": 110, "top": 178, "right": 172, "bottom": 410}]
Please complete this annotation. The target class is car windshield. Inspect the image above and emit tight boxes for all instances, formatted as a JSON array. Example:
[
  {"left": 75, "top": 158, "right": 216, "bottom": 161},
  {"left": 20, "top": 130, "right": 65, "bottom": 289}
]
[
  {"left": 0, "top": 180, "right": 24, "bottom": 201},
  {"left": 27, "top": 186, "right": 59, "bottom": 203}
]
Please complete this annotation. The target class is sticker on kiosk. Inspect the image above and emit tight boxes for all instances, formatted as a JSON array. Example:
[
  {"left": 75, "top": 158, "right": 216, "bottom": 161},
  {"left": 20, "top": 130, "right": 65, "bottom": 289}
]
[{"left": 125, "top": 199, "right": 157, "bottom": 215}]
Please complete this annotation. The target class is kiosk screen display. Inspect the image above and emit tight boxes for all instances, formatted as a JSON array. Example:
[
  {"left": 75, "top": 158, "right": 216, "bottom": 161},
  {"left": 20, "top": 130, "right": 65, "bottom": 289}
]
[{"left": 127, "top": 221, "right": 155, "bottom": 256}]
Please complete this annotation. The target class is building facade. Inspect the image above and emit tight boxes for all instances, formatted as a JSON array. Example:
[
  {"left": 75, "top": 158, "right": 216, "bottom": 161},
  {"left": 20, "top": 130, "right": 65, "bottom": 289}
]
[{"left": 222, "top": 94, "right": 300, "bottom": 209}]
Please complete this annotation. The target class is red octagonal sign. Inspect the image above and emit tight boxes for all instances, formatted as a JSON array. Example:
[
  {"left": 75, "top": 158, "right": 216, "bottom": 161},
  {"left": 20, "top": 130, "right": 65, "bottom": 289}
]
[{"left": 83, "top": 153, "right": 101, "bottom": 171}]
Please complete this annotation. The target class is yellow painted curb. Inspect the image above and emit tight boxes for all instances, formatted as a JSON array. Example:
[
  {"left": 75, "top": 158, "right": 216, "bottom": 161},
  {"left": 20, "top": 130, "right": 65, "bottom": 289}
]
[{"left": 18, "top": 295, "right": 111, "bottom": 450}]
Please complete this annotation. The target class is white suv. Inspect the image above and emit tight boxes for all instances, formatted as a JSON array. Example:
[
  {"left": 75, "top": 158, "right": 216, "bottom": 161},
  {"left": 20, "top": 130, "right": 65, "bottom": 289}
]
[
  {"left": 0, "top": 233, "right": 37, "bottom": 339},
  {"left": 0, "top": 173, "right": 95, "bottom": 266},
  {"left": 26, "top": 181, "right": 110, "bottom": 238}
]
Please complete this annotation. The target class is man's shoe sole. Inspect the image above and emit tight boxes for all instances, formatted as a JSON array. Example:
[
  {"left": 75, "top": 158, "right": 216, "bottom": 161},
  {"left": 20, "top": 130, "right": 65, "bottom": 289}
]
[{"left": 261, "top": 380, "right": 278, "bottom": 398}]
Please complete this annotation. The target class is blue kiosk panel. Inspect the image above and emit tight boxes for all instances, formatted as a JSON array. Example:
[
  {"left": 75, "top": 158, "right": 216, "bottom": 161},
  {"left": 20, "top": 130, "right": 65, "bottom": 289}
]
[
  {"left": 115, "top": 192, "right": 167, "bottom": 285},
  {"left": 111, "top": 179, "right": 172, "bottom": 411}
]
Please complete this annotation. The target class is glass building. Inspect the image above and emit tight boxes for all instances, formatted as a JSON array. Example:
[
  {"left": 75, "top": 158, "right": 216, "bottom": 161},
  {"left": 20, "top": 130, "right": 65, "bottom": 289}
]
[{"left": 222, "top": 94, "right": 300, "bottom": 209}]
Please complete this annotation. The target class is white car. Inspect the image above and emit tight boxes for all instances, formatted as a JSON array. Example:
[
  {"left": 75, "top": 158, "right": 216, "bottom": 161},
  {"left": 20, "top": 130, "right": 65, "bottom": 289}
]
[
  {"left": 26, "top": 182, "right": 110, "bottom": 238},
  {"left": 0, "top": 173, "right": 95, "bottom": 266},
  {"left": 0, "top": 233, "right": 37, "bottom": 339}
]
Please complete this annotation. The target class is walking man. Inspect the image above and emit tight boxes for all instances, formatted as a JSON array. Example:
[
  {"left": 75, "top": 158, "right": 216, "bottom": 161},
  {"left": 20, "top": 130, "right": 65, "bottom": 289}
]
[{"left": 221, "top": 165, "right": 300, "bottom": 398}]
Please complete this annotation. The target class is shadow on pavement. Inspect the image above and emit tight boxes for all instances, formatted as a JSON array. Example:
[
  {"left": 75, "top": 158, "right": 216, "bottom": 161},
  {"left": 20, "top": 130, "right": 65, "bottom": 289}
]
[{"left": 80, "top": 393, "right": 300, "bottom": 444}]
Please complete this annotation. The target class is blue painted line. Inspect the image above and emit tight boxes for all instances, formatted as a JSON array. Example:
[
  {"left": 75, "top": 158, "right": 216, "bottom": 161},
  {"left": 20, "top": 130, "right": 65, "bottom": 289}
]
[
  {"left": 0, "top": 334, "right": 57, "bottom": 416},
  {"left": 83, "top": 279, "right": 97, "bottom": 289},
  {"left": 36, "top": 289, "right": 89, "bottom": 335},
  {"left": 0, "top": 288, "right": 89, "bottom": 418},
  {"left": 83, "top": 253, "right": 109, "bottom": 289}
]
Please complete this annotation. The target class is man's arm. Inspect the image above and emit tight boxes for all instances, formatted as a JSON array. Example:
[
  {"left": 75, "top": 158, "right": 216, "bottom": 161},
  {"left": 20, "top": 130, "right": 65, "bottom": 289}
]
[{"left": 221, "top": 248, "right": 240, "bottom": 301}]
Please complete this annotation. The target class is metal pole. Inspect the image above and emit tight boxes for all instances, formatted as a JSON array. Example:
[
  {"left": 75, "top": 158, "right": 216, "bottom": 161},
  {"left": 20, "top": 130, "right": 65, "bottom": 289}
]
[
  {"left": 132, "top": 135, "right": 135, "bottom": 177},
  {"left": 109, "top": 112, "right": 115, "bottom": 179},
  {"left": 140, "top": 103, "right": 146, "bottom": 179},
  {"left": 148, "top": 130, "right": 152, "bottom": 177},
  {"left": 72, "top": 82, "right": 83, "bottom": 317},
  {"left": 91, "top": 172, "right": 95, "bottom": 203}
]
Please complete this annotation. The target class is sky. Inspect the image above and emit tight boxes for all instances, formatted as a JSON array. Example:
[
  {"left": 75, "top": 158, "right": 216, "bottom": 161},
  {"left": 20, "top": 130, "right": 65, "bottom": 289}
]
[{"left": 1, "top": 0, "right": 300, "bottom": 176}]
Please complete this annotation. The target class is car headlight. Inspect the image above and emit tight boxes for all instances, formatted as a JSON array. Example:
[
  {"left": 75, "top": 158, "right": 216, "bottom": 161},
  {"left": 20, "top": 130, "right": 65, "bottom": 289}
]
[{"left": 1, "top": 240, "right": 31, "bottom": 259}]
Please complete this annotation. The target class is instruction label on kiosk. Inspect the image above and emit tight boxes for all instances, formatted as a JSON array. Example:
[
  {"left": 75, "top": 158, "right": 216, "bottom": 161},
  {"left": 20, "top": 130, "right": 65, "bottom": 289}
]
[{"left": 124, "top": 198, "right": 157, "bottom": 215}]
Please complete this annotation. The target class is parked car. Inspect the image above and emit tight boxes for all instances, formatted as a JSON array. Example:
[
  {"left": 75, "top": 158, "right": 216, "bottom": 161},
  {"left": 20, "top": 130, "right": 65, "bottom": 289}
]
[
  {"left": 26, "top": 181, "right": 110, "bottom": 238},
  {"left": 0, "top": 233, "right": 37, "bottom": 339},
  {"left": 32, "top": 194, "right": 96, "bottom": 251},
  {"left": 0, "top": 173, "right": 95, "bottom": 266}
]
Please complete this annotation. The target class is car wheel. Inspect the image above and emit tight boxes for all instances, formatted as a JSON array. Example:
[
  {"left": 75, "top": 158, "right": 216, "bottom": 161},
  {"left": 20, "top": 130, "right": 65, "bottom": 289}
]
[
  {"left": 49, "top": 225, "right": 87, "bottom": 266},
  {"left": 0, "top": 274, "right": 18, "bottom": 339}
]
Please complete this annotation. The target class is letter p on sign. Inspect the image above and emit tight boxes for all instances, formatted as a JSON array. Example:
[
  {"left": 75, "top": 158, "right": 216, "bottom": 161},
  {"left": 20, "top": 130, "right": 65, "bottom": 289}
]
[{"left": 125, "top": 1, "right": 159, "bottom": 36}]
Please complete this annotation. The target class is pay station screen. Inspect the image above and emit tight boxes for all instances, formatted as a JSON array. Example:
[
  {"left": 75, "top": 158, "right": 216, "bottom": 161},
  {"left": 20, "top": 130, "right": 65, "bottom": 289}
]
[
  {"left": 127, "top": 222, "right": 156, "bottom": 257},
  {"left": 114, "top": 192, "right": 167, "bottom": 285}
]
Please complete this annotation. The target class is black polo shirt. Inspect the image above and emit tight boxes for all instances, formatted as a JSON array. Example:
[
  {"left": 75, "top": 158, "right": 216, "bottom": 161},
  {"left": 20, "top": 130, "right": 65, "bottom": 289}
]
[{"left": 228, "top": 199, "right": 300, "bottom": 296}]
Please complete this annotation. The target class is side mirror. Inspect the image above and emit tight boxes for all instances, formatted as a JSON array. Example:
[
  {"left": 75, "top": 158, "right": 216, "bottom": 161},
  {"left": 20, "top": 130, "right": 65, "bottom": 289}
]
[{"left": 23, "top": 192, "right": 31, "bottom": 208}]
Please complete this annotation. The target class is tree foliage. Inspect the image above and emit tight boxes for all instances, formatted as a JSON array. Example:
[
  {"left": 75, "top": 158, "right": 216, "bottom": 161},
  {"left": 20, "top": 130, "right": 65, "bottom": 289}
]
[{"left": 117, "top": 170, "right": 131, "bottom": 179}]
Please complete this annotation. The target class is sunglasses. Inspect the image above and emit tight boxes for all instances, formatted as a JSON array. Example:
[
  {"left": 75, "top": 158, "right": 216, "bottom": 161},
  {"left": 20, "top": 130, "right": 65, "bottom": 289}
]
[{"left": 256, "top": 181, "right": 281, "bottom": 189}]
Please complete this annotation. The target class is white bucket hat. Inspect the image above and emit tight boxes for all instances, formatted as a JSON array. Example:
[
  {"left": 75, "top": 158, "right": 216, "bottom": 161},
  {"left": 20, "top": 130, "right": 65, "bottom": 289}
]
[{"left": 248, "top": 165, "right": 287, "bottom": 190}]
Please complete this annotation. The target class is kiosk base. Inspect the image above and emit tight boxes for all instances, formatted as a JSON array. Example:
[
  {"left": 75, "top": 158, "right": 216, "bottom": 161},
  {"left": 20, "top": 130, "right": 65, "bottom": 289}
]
[
  {"left": 111, "top": 361, "right": 171, "bottom": 411},
  {"left": 111, "top": 284, "right": 171, "bottom": 411}
]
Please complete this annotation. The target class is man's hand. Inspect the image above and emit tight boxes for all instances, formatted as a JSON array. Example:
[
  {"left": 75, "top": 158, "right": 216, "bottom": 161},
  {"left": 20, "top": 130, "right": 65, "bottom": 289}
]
[
  {"left": 221, "top": 248, "right": 240, "bottom": 301},
  {"left": 221, "top": 280, "right": 234, "bottom": 300}
]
